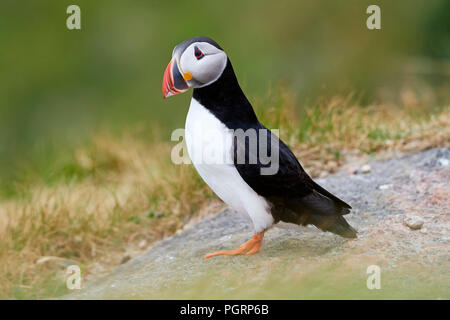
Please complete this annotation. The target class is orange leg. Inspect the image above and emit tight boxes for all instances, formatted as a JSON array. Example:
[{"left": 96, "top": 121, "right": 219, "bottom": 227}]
[{"left": 204, "top": 232, "right": 265, "bottom": 259}]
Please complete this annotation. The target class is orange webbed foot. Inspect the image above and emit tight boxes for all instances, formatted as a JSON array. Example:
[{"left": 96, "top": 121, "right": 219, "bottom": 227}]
[{"left": 204, "top": 232, "right": 265, "bottom": 259}]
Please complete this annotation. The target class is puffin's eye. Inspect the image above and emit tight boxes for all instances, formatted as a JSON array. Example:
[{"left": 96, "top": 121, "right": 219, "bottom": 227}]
[{"left": 194, "top": 46, "right": 204, "bottom": 60}]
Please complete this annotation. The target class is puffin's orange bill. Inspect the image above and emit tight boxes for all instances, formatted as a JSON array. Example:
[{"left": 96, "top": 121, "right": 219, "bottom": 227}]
[{"left": 162, "top": 58, "right": 189, "bottom": 98}]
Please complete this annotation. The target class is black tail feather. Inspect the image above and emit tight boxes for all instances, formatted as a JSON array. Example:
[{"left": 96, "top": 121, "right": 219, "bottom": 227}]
[
  {"left": 280, "top": 190, "right": 357, "bottom": 239},
  {"left": 303, "top": 211, "right": 357, "bottom": 238},
  {"left": 326, "top": 215, "right": 357, "bottom": 238}
]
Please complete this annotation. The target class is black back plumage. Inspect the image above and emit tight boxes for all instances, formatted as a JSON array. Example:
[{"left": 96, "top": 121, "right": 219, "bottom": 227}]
[{"left": 193, "top": 59, "right": 357, "bottom": 238}]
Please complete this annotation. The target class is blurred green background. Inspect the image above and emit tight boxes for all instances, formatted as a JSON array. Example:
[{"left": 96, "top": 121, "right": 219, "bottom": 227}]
[{"left": 0, "top": 0, "right": 449, "bottom": 195}]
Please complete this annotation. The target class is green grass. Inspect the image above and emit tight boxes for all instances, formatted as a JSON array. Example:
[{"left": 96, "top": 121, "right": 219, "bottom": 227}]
[{"left": 78, "top": 257, "right": 449, "bottom": 300}]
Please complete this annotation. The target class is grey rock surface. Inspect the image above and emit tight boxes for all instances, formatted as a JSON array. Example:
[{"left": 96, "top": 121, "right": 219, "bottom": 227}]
[{"left": 65, "top": 148, "right": 450, "bottom": 299}]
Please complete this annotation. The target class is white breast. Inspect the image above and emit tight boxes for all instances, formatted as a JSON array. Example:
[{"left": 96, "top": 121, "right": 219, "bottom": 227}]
[{"left": 185, "top": 98, "right": 274, "bottom": 233}]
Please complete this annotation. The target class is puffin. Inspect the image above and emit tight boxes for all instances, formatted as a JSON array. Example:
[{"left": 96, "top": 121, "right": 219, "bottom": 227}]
[{"left": 162, "top": 36, "right": 357, "bottom": 259}]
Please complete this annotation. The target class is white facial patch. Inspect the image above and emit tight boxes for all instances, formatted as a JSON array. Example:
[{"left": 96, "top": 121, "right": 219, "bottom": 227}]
[{"left": 179, "top": 42, "right": 228, "bottom": 88}]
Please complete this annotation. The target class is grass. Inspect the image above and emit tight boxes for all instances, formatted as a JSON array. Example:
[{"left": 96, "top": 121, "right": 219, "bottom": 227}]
[
  {"left": 126, "top": 259, "right": 449, "bottom": 300},
  {"left": 0, "top": 89, "right": 449, "bottom": 299}
]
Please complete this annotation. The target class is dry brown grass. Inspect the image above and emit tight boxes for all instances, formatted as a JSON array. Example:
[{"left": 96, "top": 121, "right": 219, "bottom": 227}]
[
  {"left": 256, "top": 89, "right": 450, "bottom": 176},
  {"left": 0, "top": 135, "right": 220, "bottom": 298},
  {"left": 0, "top": 90, "right": 448, "bottom": 298}
]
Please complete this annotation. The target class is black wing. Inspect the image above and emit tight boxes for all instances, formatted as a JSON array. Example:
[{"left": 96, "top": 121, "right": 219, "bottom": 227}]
[
  {"left": 232, "top": 123, "right": 356, "bottom": 238},
  {"left": 233, "top": 122, "right": 349, "bottom": 206}
]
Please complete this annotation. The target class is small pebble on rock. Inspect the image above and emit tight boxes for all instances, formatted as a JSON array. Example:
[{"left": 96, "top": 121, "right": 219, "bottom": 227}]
[
  {"left": 379, "top": 184, "right": 392, "bottom": 190},
  {"left": 403, "top": 215, "right": 424, "bottom": 230},
  {"left": 438, "top": 158, "right": 449, "bottom": 167},
  {"left": 360, "top": 164, "right": 371, "bottom": 174}
]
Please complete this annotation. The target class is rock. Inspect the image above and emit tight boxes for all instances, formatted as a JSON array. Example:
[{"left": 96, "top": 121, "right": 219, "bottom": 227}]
[
  {"left": 378, "top": 184, "right": 392, "bottom": 190},
  {"left": 360, "top": 164, "right": 371, "bottom": 174},
  {"left": 438, "top": 158, "right": 449, "bottom": 167},
  {"left": 64, "top": 148, "right": 450, "bottom": 300},
  {"left": 403, "top": 215, "right": 424, "bottom": 230}
]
